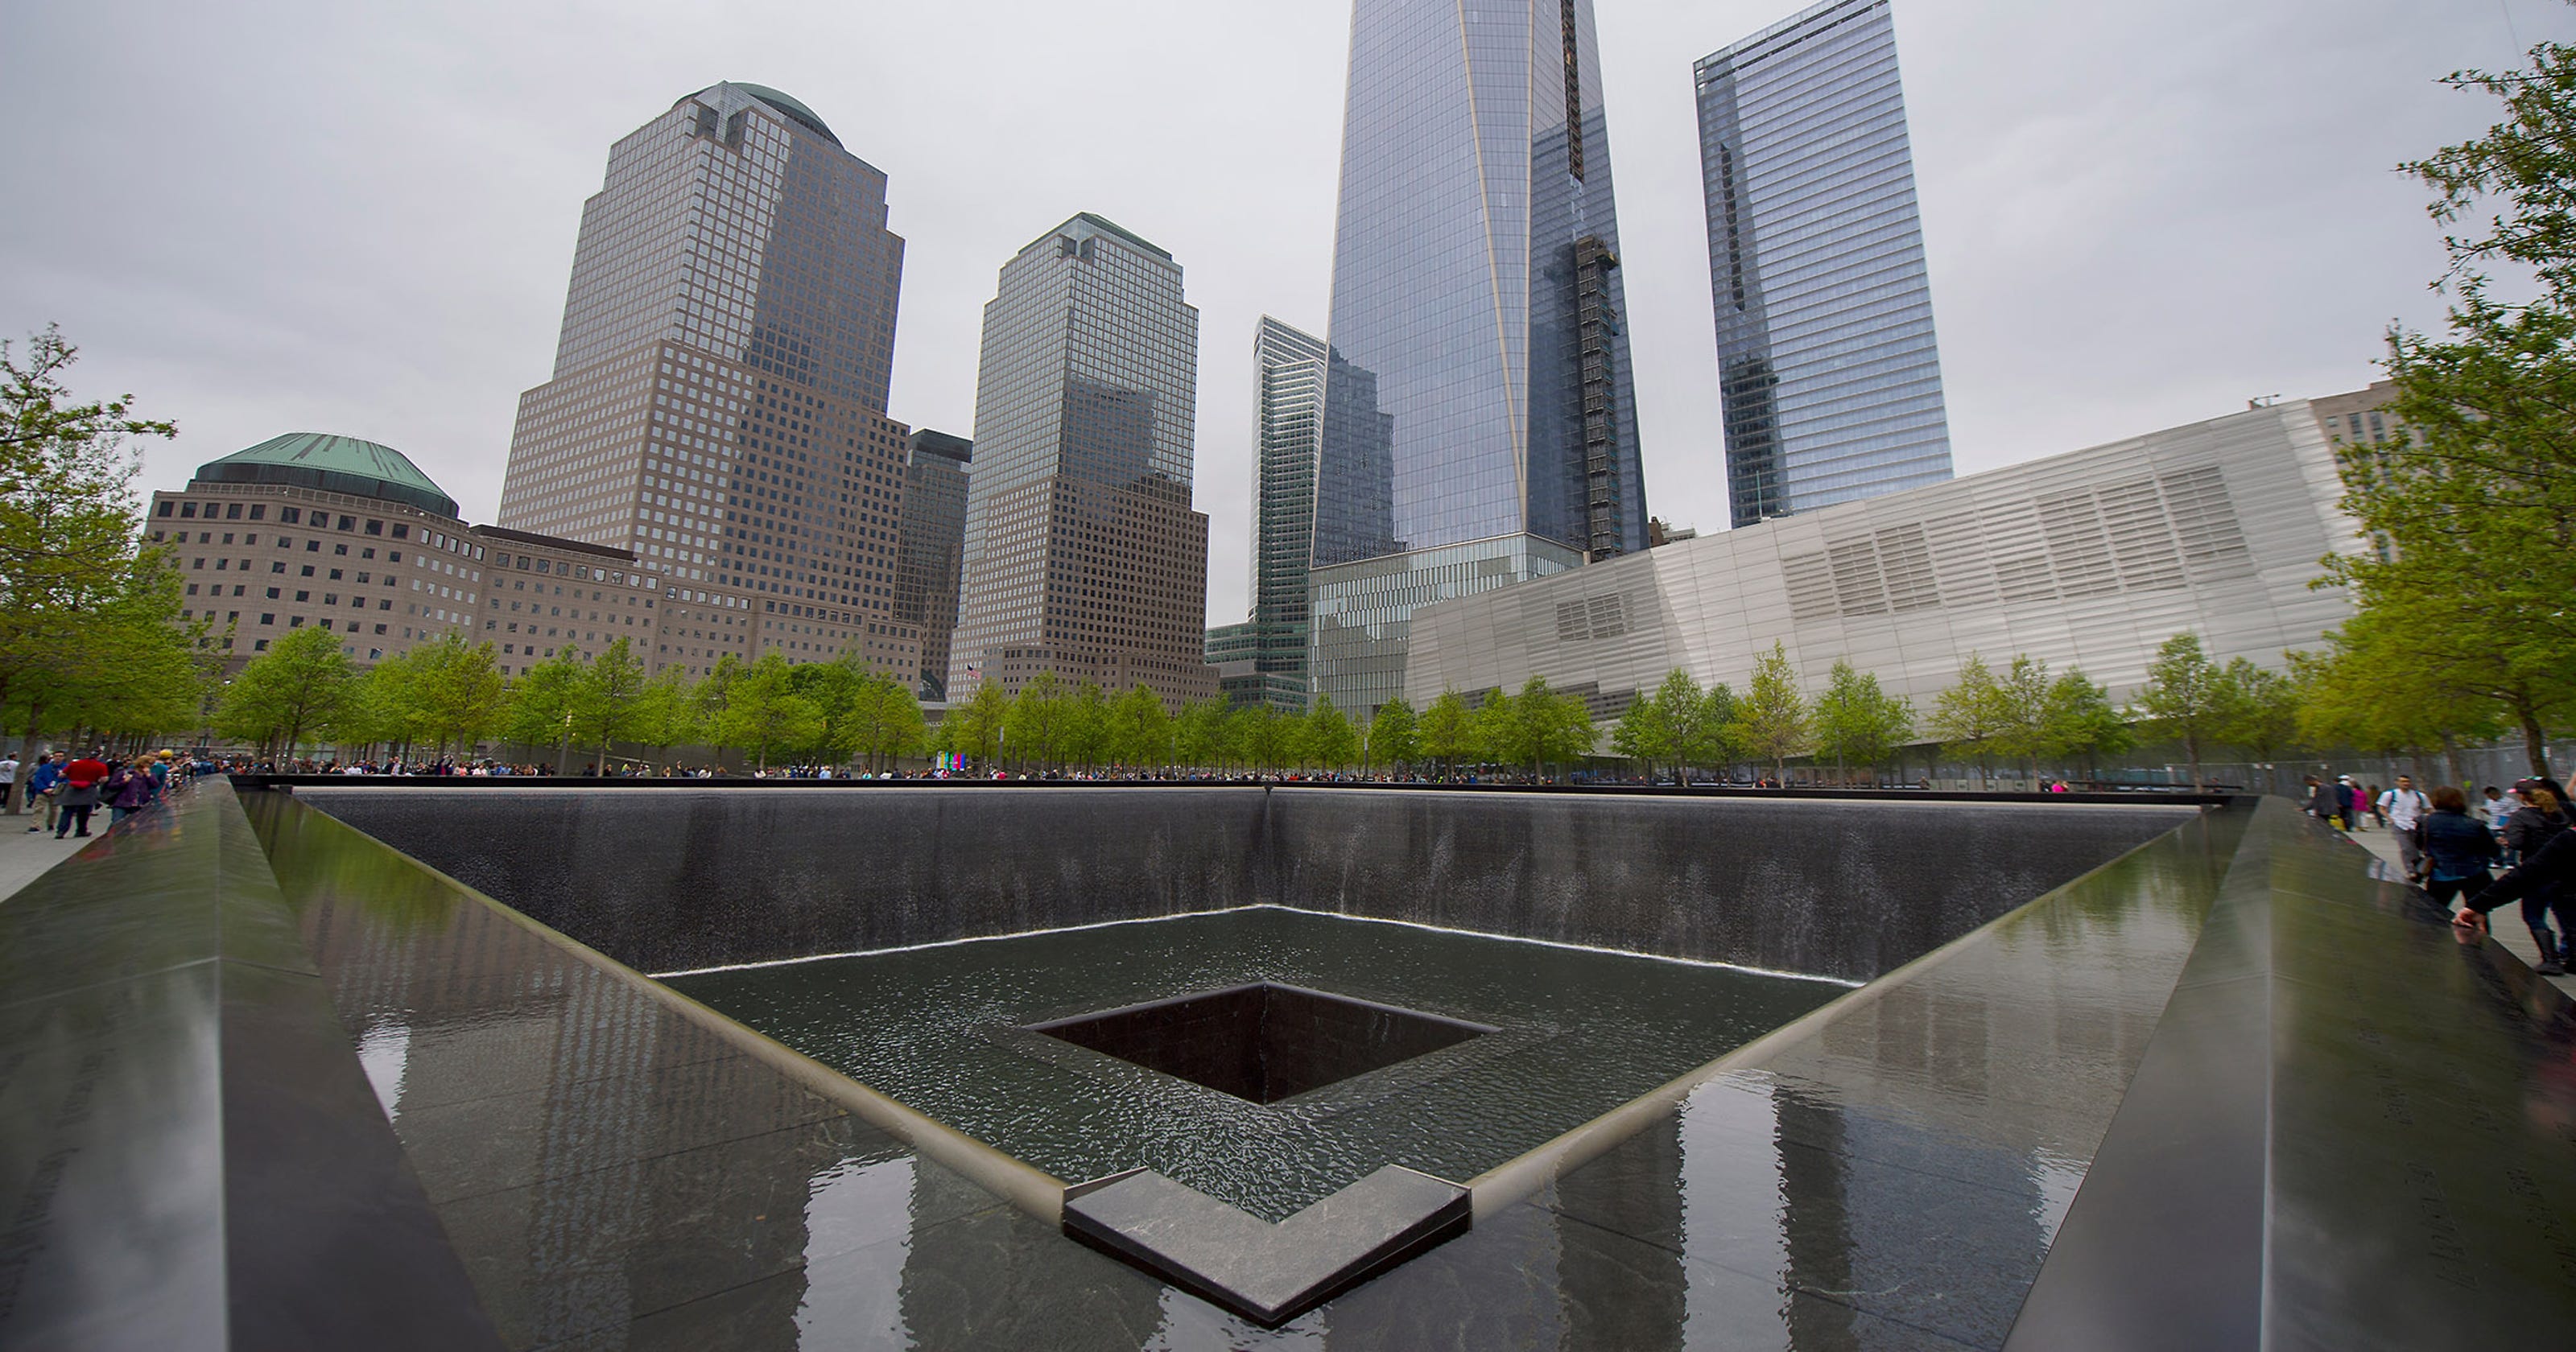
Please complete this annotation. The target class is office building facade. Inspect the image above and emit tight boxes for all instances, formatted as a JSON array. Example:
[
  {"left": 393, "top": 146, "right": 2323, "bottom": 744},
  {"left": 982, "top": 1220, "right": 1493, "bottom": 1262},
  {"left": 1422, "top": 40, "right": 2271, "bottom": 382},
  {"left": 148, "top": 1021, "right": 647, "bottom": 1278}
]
[
  {"left": 946, "top": 214, "right": 1216, "bottom": 706},
  {"left": 1406, "top": 396, "right": 2367, "bottom": 718},
  {"left": 892, "top": 429, "right": 972, "bottom": 699},
  {"left": 1228, "top": 315, "right": 1329, "bottom": 710},
  {"left": 495, "top": 81, "right": 920, "bottom": 678},
  {"left": 1696, "top": 0, "right": 1953, "bottom": 528},
  {"left": 1309, "top": 0, "right": 1649, "bottom": 717},
  {"left": 154, "top": 432, "right": 669, "bottom": 676}
]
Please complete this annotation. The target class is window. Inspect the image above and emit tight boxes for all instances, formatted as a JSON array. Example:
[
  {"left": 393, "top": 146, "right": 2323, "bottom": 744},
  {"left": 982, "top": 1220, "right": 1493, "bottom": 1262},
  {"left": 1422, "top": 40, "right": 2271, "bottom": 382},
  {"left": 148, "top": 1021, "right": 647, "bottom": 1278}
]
[
  {"left": 248, "top": 505, "right": 265, "bottom": 521},
  {"left": 270, "top": 563, "right": 284, "bottom": 574},
  {"left": 180, "top": 502, "right": 197, "bottom": 518},
  {"left": 282, "top": 508, "right": 301, "bottom": 524},
  {"left": 334, "top": 544, "right": 349, "bottom": 556},
  {"left": 295, "top": 591, "right": 310, "bottom": 602},
  {"left": 254, "top": 639, "right": 270, "bottom": 651},
  {"left": 365, "top": 519, "right": 383, "bottom": 535},
  {"left": 300, "top": 565, "right": 315, "bottom": 576},
  {"left": 266, "top": 587, "right": 279, "bottom": 600},
  {"left": 337, "top": 516, "right": 354, "bottom": 531},
  {"left": 155, "top": 501, "right": 172, "bottom": 517},
  {"left": 392, "top": 524, "right": 408, "bottom": 538},
  {"left": 225, "top": 503, "right": 242, "bottom": 520},
  {"left": 328, "top": 569, "right": 343, "bottom": 580}
]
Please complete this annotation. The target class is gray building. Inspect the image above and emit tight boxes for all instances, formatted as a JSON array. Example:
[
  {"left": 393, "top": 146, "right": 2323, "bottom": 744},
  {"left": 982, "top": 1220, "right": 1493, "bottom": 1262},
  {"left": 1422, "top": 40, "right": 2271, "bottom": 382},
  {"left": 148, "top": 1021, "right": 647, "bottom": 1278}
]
[
  {"left": 1307, "top": 0, "right": 1649, "bottom": 719},
  {"left": 946, "top": 214, "right": 1216, "bottom": 707},
  {"left": 1697, "top": 0, "right": 1954, "bottom": 529},
  {"left": 893, "top": 429, "right": 971, "bottom": 699},
  {"left": 1406, "top": 394, "right": 2371, "bottom": 720},
  {"left": 1229, "top": 316, "right": 1330, "bottom": 710},
  {"left": 495, "top": 81, "right": 919, "bottom": 678}
]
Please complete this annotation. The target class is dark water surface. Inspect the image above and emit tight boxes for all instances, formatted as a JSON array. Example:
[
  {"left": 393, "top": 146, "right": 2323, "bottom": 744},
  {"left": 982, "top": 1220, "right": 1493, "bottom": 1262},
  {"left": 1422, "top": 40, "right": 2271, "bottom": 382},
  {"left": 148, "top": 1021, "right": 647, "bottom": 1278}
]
[{"left": 667, "top": 907, "right": 1843, "bottom": 1219}]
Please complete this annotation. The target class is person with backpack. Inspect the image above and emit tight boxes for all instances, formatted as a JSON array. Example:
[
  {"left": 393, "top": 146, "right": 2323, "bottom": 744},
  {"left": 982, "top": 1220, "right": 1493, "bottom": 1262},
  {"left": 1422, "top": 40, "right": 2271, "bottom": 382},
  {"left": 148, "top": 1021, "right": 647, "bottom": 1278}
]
[{"left": 2378, "top": 775, "right": 2432, "bottom": 881}]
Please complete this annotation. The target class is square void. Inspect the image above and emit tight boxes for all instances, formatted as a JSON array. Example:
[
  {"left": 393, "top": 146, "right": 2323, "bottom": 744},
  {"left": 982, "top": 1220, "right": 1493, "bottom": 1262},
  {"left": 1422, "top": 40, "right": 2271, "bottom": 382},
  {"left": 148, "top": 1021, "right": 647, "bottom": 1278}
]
[{"left": 1027, "top": 983, "right": 1493, "bottom": 1104}]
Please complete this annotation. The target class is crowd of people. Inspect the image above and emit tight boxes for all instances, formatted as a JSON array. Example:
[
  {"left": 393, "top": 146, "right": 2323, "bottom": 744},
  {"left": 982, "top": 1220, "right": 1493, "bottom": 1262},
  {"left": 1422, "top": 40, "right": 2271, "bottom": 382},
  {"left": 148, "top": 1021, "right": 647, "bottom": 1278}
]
[
  {"left": 0, "top": 749, "right": 180, "bottom": 838},
  {"left": 2310, "top": 771, "right": 2576, "bottom": 976}
]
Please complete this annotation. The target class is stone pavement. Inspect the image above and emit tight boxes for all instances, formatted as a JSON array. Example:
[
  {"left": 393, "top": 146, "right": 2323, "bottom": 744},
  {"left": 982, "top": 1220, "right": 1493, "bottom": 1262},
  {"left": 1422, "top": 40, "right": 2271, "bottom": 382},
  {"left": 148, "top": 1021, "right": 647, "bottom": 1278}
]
[
  {"left": 2341, "top": 820, "right": 2576, "bottom": 996},
  {"left": 0, "top": 804, "right": 103, "bottom": 905}
]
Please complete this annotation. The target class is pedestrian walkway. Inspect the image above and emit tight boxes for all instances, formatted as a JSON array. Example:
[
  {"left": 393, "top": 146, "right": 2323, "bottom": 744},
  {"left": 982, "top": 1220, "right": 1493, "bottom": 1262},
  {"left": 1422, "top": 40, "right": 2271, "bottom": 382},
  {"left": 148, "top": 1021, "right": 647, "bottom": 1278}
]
[
  {"left": 0, "top": 809, "right": 103, "bottom": 905},
  {"left": 2343, "top": 823, "right": 2576, "bottom": 996}
]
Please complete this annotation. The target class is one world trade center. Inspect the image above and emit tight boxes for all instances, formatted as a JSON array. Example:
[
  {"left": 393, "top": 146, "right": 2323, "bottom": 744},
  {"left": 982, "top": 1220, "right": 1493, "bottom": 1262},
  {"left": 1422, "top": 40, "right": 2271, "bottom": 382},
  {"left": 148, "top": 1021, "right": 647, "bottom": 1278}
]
[{"left": 1307, "top": 0, "right": 1649, "bottom": 716}]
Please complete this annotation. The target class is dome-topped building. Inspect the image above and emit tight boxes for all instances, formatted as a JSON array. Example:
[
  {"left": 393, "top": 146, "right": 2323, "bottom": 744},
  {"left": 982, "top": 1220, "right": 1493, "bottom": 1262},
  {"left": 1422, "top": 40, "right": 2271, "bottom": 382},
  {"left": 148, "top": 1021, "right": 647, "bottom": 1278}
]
[
  {"left": 195, "top": 432, "right": 459, "bottom": 519},
  {"left": 153, "top": 431, "right": 679, "bottom": 678}
]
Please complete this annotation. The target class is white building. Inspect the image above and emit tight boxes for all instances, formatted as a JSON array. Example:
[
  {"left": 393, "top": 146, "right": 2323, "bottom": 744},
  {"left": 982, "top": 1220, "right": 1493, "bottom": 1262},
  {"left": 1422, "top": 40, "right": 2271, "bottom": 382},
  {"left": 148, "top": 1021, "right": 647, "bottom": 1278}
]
[{"left": 1405, "top": 396, "right": 2368, "bottom": 716}]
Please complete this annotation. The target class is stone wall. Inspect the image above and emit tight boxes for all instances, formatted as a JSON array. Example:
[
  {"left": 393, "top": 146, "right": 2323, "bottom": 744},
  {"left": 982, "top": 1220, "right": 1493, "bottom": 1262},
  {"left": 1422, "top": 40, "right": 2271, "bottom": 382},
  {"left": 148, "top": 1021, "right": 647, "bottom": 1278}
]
[{"left": 296, "top": 785, "right": 2196, "bottom": 981}]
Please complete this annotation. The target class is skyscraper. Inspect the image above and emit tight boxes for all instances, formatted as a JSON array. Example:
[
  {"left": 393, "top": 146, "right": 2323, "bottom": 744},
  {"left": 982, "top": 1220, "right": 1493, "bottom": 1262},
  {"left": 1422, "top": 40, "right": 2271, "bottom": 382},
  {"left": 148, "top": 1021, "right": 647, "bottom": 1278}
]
[
  {"left": 945, "top": 214, "right": 1215, "bottom": 706},
  {"left": 892, "top": 429, "right": 971, "bottom": 699},
  {"left": 1308, "top": 0, "right": 1649, "bottom": 717},
  {"left": 497, "top": 82, "right": 921, "bottom": 677},
  {"left": 1224, "top": 315, "right": 1329, "bottom": 711},
  {"left": 1697, "top": 0, "right": 1953, "bottom": 529}
]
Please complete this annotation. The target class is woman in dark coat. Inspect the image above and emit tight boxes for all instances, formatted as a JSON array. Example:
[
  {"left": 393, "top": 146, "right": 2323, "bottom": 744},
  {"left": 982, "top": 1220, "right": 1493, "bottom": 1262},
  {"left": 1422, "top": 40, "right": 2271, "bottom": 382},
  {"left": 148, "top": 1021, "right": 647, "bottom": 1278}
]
[
  {"left": 2306, "top": 775, "right": 2344, "bottom": 829},
  {"left": 2418, "top": 785, "right": 2500, "bottom": 917},
  {"left": 2459, "top": 781, "right": 2575, "bottom": 975}
]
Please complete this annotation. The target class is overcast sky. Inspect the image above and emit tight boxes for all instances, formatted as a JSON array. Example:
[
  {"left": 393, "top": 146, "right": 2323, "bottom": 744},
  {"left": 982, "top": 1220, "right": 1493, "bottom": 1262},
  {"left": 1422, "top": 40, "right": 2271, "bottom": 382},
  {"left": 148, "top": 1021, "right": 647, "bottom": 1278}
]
[{"left": 6, "top": 0, "right": 2563, "bottom": 624}]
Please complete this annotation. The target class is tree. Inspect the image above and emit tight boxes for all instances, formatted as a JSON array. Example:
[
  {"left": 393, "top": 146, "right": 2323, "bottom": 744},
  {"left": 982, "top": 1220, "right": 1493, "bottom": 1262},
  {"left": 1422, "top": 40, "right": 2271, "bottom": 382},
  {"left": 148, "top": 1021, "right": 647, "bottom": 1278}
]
[
  {"left": 1302, "top": 694, "right": 1360, "bottom": 772},
  {"left": 1930, "top": 654, "right": 2011, "bottom": 789},
  {"left": 2135, "top": 633, "right": 2231, "bottom": 791},
  {"left": 1480, "top": 676, "right": 1594, "bottom": 779},
  {"left": 1418, "top": 690, "right": 1476, "bottom": 777},
  {"left": 572, "top": 637, "right": 649, "bottom": 773},
  {"left": 1235, "top": 703, "right": 1292, "bottom": 773},
  {"left": 1686, "top": 678, "right": 1738, "bottom": 781},
  {"left": 1364, "top": 695, "right": 1418, "bottom": 773},
  {"left": 1988, "top": 656, "right": 2058, "bottom": 783},
  {"left": 1107, "top": 685, "right": 1174, "bottom": 772},
  {"left": 943, "top": 681, "right": 1009, "bottom": 769},
  {"left": 715, "top": 652, "right": 822, "bottom": 772},
  {"left": 2042, "top": 668, "right": 2131, "bottom": 781},
  {"left": 835, "top": 670, "right": 925, "bottom": 773},
  {"left": 0, "top": 326, "right": 186, "bottom": 765},
  {"left": 406, "top": 634, "right": 507, "bottom": 758},
  {"left": 1810, "top": 659, "right": 1913, "bottom": 784},
  {"left": 503, "top": 645, "right": 584, "bottom": 769},
  {"left": 632, "top": 664, "right": 699, "bottom": 771},
  {"left": 1004, "top": 671, "right": 1071, "bottom": 770},
  {"left": 2320, "top": 38, "right": 2576, "bottom": 776},
  {"left": 691, "top": 653, "right": 743, "bottom": 766},
  {"left": 216, "top": 625, "right": 353, "bottom": 760},
  {"left": 1729, "top": 642, "right": 1809, "bottom": 778},
  {"left": 1063, "top": 681, "right": 1113, "bottom": 771},
  {"left": 1609, "top": 682, "right": 1674, "bottom": 781},
  {"left": 1173, "top": 698, "right": 1229, "bottom": 772}
]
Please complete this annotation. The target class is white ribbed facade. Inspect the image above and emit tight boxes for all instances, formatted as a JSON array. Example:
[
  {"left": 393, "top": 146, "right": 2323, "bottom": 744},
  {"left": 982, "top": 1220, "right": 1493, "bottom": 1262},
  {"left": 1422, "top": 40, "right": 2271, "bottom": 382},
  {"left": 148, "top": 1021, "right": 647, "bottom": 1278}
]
[{"left": 1406, "top": 399, "right": 2362, "bottom": 713}]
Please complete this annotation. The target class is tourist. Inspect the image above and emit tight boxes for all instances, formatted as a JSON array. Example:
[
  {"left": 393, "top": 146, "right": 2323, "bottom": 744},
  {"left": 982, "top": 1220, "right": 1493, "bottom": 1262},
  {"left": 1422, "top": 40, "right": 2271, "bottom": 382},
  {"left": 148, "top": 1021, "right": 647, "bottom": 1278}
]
[
  {"left": 2417, "top": 785, "right": 2500, "bottom": 920},
  {"left": 2456, "top": 802, "right": 2576, "bottom": 977},
  {"left": 107, "top": 760, "right": 159, "bottom": 826},
  {"left": 2339, "top": 776, "right": 2368, "bottom": 831},
  {"left": 2379, "top": 776, "right": 2430, "bottom": 880},
  {"left": 54, "top": 752, "right": 109, "bottom": 839},
  {"left": 2305, "top": 775, "right": 2343, "bottom": 830},
  {"left": 23, "top": 753, "right": 60, "bottom": 833},
  {"left": 2460, "top": 781, "right": 2575, "bottom": 975}
]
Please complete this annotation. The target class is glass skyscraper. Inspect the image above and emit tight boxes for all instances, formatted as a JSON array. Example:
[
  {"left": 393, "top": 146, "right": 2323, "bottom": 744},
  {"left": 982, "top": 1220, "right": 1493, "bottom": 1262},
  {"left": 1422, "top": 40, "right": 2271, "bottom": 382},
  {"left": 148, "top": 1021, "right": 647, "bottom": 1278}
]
[
  {"left": 1697, "top": 0, "right": 1953, "bottom": 530},
  {"left": 893, "top": 429, "right": 971, "bottom": 700},
  {"left": 1307, "top": 0, "right": 1649, "bottom": 717},
  {"left": 946, "top": 214, "right": 1215, "bottom": 707},
  {"left": 1222, "top": 315, "right": 1329, "bottom": 711},
  {"left": 498, "top": 82, "right": 922, "bottom": 677}
]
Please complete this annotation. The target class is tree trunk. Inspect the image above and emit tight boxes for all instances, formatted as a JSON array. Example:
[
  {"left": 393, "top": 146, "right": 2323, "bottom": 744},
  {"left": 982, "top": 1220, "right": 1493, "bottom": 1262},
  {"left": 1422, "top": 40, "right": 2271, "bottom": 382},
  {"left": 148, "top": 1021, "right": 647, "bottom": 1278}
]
[{"left": 2517, "top": 700, "right": 2550, "bottom": 778}]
